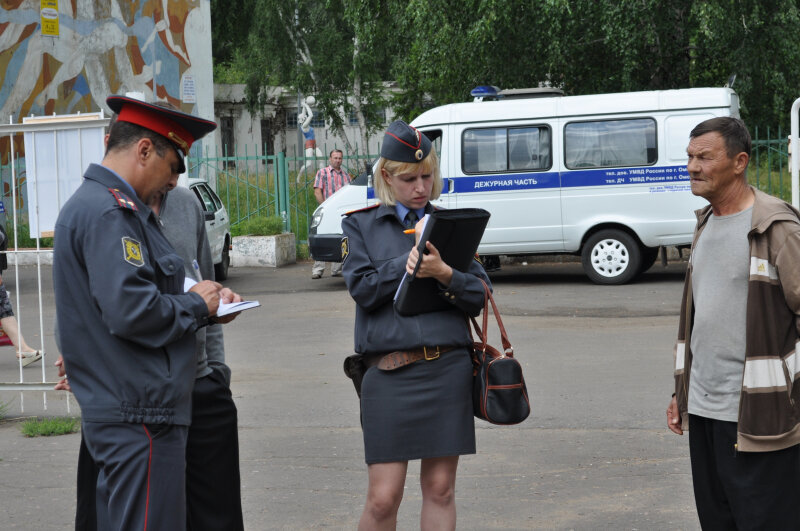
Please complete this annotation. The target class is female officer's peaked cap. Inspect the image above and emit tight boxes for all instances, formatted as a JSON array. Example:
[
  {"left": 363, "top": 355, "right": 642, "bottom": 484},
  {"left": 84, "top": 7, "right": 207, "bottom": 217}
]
[
  {"left": 106, "top": 95, "right": 217, "bottom": 157},
  {"left": 381, "top": 120, "right": 432, "bottom": 163}
]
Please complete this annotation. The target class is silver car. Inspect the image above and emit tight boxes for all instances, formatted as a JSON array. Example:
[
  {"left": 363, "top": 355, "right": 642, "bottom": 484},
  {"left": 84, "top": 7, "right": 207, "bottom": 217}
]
[{"left": 188, "top": 178, "right": 232, "bottom": 280}]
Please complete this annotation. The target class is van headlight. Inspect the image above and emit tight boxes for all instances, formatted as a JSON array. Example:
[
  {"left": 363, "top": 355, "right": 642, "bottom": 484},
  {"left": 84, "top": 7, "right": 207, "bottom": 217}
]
[{"left": 310, "top": 206, "right": 323, "bottom": 230}]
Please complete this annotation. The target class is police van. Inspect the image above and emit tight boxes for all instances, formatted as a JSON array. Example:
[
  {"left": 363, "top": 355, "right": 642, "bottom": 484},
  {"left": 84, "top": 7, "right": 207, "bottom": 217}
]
[{"left": 309, "top": 86, "right": 738, "bottom": 284}]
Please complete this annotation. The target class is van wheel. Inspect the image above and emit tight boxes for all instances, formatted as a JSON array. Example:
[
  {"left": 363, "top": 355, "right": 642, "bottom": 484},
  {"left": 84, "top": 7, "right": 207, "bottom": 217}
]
[
  {"left": 215, "top": 237, "right": 230, "bottom": 281},
  {"left": 639, "top": 246, "right": 660, "bottom": 274},
  {"left": 581, "top": 230, "right": 641, "bottom": 285}
]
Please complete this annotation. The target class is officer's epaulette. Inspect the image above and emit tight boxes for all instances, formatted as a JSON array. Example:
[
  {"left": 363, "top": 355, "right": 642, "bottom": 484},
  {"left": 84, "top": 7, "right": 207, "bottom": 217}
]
[
  {"left": 344, "top": 204, "right": 379, "bottom": 216},
  {"left": 108, "top": 188, "right": 138, "bottom": 211}
]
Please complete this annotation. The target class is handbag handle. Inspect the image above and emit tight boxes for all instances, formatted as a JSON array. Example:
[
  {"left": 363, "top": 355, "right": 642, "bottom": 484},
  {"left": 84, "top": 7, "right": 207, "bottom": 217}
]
[{"left": 470, "top": 279, "right": 513, "bottom": 357}]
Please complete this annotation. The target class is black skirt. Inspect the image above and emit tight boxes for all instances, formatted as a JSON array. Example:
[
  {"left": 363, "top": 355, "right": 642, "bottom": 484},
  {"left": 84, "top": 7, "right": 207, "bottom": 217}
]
[{"left": 360, "top": 347, "right": 476, "bottom": 464}]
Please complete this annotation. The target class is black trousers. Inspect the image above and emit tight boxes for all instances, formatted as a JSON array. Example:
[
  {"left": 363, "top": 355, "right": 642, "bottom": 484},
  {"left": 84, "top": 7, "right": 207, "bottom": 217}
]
[
  {"left": 186, "top": 367, "right": 244, "bottom": 531},
  {"left": 688, "top": 414, "right": 800, "bottom": 530}
]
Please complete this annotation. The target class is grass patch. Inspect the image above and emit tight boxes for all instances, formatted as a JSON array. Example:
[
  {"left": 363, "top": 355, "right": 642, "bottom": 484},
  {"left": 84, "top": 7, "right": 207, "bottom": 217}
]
[
  {"left": 296, "top": 243, "right": 310, "bottom": 260},
  {"left": 20, "top": 417, "right": 79, "bottom": 437},
  {"left": 231, "top": 215, "right": 284, "bottom": 237}
]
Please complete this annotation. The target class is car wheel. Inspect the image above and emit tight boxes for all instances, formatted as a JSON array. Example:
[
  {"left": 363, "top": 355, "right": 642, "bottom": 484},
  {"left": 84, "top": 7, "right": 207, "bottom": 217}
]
[
  {"left": 581, "top": 229, "right": 642, "bottom": 285},
  {"left": 215, "top": 237, "right": 230, "bottom": 281}
]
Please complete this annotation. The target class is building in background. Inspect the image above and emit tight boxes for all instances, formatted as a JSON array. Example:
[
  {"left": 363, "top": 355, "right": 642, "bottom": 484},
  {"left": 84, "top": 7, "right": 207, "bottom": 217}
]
[
  {"left": 0, "top": 0, "right": 215, "bottom": 211},
  {"left": 213, "top": 84, "right": 392, "bottom": 173}
]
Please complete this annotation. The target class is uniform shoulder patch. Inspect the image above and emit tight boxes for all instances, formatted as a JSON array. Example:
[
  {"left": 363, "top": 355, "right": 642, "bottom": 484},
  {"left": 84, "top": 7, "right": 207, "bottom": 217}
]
[
  {"left": 108, "top": 188, "right": 138, "bottom": 211},
  {"left": 344, "top": 204, "right": 379, "bottom": 216},
  {"left": 341, "top": 236, "right": 349, "bottom": 262},
  {"left": 122, "top": 236, "right": 144, "bottom": 267}
]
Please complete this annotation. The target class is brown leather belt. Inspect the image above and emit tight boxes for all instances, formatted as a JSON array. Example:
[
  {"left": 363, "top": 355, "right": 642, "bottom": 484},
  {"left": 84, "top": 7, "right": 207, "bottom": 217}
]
[{"left": 368, "top": 346, "right": 456, "bottom": 371}]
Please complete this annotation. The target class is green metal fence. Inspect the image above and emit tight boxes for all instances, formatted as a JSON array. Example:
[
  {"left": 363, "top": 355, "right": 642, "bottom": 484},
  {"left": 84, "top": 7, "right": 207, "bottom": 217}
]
[
  {"left": 186, "top": 143, "right": 377, "bottom": 245},
  {"left": 750, "top": 126, "right": 791, "bottom": 199}
]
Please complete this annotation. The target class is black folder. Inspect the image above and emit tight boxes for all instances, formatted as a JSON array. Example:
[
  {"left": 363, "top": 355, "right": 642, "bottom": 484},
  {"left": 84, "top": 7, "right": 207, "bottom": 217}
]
[{"left": 394, "top": 208, "right": 491, "bottom": 316}]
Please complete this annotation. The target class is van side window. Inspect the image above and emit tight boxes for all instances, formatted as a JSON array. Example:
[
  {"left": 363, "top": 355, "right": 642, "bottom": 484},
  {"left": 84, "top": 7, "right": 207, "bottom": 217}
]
[
  {"left": 564, "top": 118, "right": 656, "bottom": 169},
  {"left": 462, "top": 126, "right": 551, "bottom": 174}
]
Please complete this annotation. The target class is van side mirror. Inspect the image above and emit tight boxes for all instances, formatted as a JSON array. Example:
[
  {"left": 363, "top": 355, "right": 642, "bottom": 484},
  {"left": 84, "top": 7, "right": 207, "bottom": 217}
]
[{"left": 204, "top": 211, "right": 215, "bottom": 221}]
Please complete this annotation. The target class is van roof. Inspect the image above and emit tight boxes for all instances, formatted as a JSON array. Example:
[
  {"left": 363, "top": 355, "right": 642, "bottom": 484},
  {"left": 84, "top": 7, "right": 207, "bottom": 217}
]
[{"left": 411, "top": 87, "right": 737, "bottom": 127}]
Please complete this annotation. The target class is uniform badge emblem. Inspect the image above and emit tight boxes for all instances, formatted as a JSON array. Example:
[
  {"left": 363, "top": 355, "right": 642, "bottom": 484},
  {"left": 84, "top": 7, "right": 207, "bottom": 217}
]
[
  {"left": 122, "top": 237, "right": 144, "bottom": 267},
  {"left": 341, "top": 236, "right": 349, "bottom": 262}
]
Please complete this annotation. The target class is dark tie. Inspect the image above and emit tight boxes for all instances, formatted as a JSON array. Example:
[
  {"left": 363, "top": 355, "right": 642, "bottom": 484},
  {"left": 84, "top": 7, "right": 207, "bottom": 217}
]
[{"left": 404, "top": 210, "right": 418, "bottom": 229}]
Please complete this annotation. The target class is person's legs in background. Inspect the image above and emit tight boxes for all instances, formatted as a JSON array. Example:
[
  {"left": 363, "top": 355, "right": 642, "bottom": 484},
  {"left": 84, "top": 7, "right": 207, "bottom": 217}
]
[{"left": 312, "top": 261, "right": 326, "bottom": 279}]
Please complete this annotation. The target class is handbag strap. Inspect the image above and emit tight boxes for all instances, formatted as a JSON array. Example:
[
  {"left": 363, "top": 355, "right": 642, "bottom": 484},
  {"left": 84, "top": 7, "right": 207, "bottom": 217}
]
[{"left": 470, "top": 279, "right": 513, "bottom": 357}]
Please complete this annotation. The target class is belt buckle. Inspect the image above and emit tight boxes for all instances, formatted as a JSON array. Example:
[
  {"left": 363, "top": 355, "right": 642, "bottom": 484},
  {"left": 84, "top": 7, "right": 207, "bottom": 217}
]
[{"left": 423, "top": 346, "right": 440, "bottom": 361}]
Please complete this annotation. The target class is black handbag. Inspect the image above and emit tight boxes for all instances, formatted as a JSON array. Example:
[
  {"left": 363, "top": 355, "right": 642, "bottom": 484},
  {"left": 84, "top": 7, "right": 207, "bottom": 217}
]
[{"left": 470, "top": 280, "right": 531, "bottom": 425}]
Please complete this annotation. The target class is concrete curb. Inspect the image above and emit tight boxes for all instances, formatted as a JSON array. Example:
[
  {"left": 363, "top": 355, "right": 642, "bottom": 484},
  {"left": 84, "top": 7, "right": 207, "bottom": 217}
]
[{"left": 4, "top": 250, "right": 54, "bottom": 266}]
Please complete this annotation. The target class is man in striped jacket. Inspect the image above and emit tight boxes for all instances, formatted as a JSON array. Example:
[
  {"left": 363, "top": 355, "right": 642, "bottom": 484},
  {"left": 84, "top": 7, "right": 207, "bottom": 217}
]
[
  {"left": 312, "top": 149, "right": 351, "bottom": 278},
  {"left": 666, "top": 117, "right": 800, "bottom": 528}
]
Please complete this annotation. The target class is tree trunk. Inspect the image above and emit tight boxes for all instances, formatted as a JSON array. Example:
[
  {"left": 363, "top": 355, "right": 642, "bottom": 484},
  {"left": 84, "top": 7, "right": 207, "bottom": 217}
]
[{"left": 352, "top": 36, "right": 371, "bottom": 172}]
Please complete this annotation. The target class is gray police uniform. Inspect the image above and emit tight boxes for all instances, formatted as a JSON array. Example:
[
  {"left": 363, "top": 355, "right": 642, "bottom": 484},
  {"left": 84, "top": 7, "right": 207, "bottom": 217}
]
[
  {"left": 342, "top": 203, "right": 491, "bottom": 463},
  {"left": 54, "top": 163, "right": 209, "bottom": 530}
]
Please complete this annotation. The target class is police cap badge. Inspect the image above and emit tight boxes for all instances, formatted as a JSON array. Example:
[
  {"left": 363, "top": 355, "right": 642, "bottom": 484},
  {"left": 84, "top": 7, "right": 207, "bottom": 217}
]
[{"left": 380, "top": 120, "right": 432, "bottom": 163}]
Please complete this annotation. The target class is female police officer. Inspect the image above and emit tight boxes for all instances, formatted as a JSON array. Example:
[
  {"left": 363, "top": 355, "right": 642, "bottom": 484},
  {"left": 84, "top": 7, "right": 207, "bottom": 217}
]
[{"left": 341, "top": 120, "right": 491, "bottom": 529}]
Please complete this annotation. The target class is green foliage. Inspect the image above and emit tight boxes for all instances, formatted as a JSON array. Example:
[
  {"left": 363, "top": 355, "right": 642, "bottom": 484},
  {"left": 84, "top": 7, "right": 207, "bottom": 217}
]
[
  {"left": 231, "top": 216, "right": 284, "bottom": 237},
  {"left": 0, "top": 399, "right": 9, "bottom": 420},
  {"left": 20, "top": 417, "right": 79, "bottom": 437},
  {"left": 213, "top": 61, "right": 248, "bottom": 85},
  {"left": 211, "top": 0, "right": 256, "bottom": 65},
  {"left": 386, "top": 0, "right": 800, "bottom": 131},
  {"left": 5, "top": 223, "right": 53, "bottom": 248},
  {"left": 296, "top": 243, "right": 310, "bottom": 260},
  {"left": 230, "top": 0, "right": 396, "bottom": 153},
  {"left": 217, "top": 0, "right": 800, "bottom": 132}
]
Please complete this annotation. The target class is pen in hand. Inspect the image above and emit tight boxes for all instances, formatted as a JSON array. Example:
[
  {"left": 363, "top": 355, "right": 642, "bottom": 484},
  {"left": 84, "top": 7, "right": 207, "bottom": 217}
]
[{"left": 192, "top": 259, "right": 203, "bottom": 281}]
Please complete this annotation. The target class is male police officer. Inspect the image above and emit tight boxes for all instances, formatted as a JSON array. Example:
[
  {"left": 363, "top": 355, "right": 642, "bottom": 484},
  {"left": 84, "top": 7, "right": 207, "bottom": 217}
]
[{"left": 53, "top": 95, "right": 230, "bottom": 529}]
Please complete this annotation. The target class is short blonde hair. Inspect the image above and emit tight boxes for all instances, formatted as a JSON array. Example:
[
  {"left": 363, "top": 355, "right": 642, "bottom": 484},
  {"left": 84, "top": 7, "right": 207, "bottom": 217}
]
[{"left": 373, "top": 149, "right": 442, "bottom": 205}]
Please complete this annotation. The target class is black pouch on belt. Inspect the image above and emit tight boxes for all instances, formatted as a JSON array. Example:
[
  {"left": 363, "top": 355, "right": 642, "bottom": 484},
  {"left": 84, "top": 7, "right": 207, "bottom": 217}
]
[{"left": 343, "top": 354, "right": 367, "bottom": 398}]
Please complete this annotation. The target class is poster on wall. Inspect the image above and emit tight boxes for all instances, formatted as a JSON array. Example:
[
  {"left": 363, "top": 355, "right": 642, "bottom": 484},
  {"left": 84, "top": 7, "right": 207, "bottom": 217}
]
[
  {"left": 181, "top": 74, "right": 196, "bottom": 104},
  {"left": 40, "top": 0, "right": 59, "bottom": 37},
  {"left": 22, "top": 113, "right": 106, "bottom": 238}
]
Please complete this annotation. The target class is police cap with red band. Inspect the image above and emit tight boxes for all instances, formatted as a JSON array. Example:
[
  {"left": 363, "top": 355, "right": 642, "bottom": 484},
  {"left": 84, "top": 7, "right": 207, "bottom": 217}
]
[
  {"left": 380, "top": 120, "right": 432, "bottom": 163},
  {"left": 106, "top": 95, "right": 217, "bottom": 171}
]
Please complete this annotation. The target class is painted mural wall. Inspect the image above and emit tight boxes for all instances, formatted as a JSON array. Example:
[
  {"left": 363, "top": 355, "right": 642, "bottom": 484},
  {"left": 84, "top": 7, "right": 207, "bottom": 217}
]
[{"left": 0, "top": 0, "right": 216, "bottom": 164}]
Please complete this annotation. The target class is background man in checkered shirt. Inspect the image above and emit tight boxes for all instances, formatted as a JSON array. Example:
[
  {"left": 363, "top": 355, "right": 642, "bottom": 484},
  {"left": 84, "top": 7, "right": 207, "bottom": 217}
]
[{"left": 312, "top": 149, "right": 352, "bottom": 278}]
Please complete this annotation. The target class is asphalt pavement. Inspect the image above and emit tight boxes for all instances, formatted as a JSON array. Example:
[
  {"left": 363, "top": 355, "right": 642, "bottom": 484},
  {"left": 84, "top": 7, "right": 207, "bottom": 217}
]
[{"left": 0, "top": 260, "right": 700, "bottom": 530}]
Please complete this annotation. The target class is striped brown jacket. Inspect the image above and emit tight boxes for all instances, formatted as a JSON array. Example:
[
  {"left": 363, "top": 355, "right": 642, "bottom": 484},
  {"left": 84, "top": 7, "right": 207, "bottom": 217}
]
[{"left": 674, "top": 187, "right": 800, "bottom": 452}]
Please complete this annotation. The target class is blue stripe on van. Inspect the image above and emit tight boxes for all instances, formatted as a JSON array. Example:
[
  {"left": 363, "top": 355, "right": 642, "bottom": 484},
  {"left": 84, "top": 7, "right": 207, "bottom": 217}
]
[
  {"left": 561, "top": 164, "right": 689, "bottom": 188},
  {"left": 452, "top": 172, "right": 561, "bottom": 192},
  {"left": 365, "top": 164, "right": 690, "bottom": 196}
]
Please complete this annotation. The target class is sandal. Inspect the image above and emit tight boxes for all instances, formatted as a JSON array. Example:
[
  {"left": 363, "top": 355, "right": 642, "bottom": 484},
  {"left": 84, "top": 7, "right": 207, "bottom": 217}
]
[{"left": 18, "top": 350, "right": 42, "bottom": 367}]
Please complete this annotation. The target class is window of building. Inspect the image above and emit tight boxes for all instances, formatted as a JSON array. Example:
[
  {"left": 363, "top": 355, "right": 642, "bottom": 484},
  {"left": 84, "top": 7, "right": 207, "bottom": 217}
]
[
  {"left": 461, "top": 126, "right": 552, "bottom": 174},
  {"left": 310, "top": 110, "right": 325, "bottom": 128},
  {"left": 349, "top": 108, "right": 387, "bottom": 126},
  {"left": 287, "top": 108, "right": 325, "bottom": 128},
  {"left": 564, "top": 118, "right": 657, "bottom": 169},
  {"left": 220, "top": 116, "right": 235, "bottom": 168},
  {"left": 260, "top": 119, "right": 272, "bottom": 156},
  {"left": 220, "top": 116, "right": 234, "bottom": 154}
]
